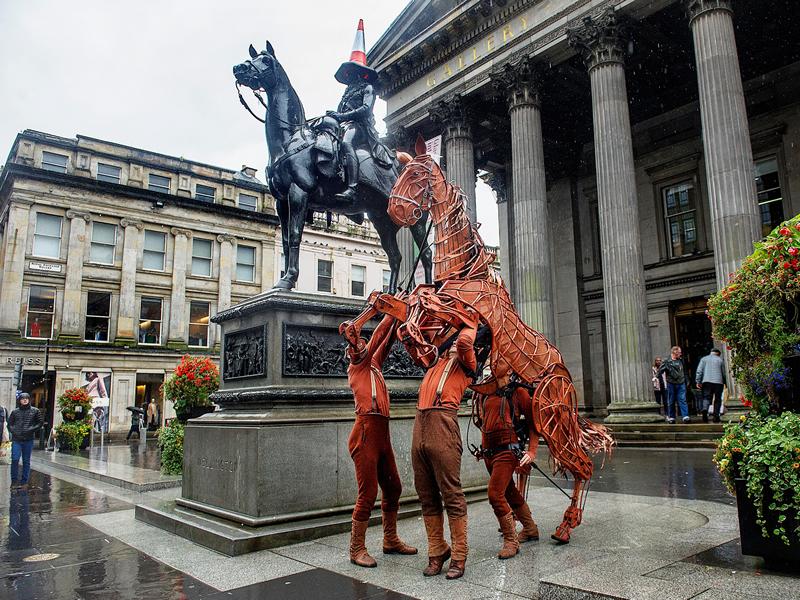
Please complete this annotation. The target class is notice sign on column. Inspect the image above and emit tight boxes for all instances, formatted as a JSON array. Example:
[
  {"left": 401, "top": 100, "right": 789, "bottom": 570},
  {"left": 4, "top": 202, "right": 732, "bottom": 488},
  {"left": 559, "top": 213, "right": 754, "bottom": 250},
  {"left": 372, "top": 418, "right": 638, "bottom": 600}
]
[{"left": 426, "top": 136, "right": 442, "bottom": 165}]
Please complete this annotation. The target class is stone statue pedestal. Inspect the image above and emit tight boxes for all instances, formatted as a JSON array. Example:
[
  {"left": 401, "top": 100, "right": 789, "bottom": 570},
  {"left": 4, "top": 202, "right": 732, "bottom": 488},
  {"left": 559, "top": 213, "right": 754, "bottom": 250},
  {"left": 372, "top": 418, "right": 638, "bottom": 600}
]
[{"left": 136, "top": 290, "right": 487, "bottom": 555}]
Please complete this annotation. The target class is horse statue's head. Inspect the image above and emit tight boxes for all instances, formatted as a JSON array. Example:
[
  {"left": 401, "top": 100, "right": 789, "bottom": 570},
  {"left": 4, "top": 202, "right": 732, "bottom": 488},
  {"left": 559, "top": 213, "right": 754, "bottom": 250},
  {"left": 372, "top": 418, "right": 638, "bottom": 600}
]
[
  {"left": 233, "top": 42, "right": 282, "bottom": 92},
  {"left": 388, "top": 135, "right": 445, "bottom": 227}
]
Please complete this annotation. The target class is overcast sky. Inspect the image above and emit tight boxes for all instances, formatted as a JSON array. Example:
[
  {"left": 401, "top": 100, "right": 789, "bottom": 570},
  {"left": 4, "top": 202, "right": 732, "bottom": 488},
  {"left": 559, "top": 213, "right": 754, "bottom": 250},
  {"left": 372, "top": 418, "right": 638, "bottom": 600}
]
[{"left": 0, "top": 0, "right": 499, "bottom": 245}]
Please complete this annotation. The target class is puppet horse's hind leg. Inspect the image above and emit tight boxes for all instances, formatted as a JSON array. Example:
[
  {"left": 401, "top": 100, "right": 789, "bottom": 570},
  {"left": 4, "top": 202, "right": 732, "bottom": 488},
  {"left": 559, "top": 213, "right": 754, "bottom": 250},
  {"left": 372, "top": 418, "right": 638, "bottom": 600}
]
[{"left": 531, "top": 374, "right": 594, "bottom": 544}]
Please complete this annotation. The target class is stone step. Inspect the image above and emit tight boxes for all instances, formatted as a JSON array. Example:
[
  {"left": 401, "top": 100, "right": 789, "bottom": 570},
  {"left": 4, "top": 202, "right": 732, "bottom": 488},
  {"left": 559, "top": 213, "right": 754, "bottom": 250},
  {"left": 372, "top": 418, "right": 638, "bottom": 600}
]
[{"left": 616, "top": 439, "right": 717, "bottom": 449}]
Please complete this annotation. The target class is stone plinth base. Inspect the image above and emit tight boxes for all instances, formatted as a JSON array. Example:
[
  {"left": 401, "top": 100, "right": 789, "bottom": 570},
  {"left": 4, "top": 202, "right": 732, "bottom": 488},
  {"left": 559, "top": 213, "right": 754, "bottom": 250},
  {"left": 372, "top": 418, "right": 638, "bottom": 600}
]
[{"left": 137, "top": 408, "right": 487, "bottom": 555}]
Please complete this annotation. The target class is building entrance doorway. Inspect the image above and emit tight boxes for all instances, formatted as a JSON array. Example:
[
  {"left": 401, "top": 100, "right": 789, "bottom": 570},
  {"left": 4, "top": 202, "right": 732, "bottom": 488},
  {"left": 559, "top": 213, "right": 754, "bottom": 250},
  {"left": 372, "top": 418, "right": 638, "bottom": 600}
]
[
  {"left": 20, "top": 369, "right": 56, "bottom": 445},
  {"left": 671, "top": 298, "right": 713, "bottom": 414},
  {"left": 135, "top": 373, "right": 164, "bottom": 430}
]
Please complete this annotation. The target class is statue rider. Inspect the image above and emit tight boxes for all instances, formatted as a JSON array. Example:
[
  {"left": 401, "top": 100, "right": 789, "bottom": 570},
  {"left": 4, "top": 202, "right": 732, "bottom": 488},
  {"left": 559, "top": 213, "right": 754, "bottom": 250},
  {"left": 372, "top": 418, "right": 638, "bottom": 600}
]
[{"left": 327, "top": 19, "right": 392, "bottom": 204}]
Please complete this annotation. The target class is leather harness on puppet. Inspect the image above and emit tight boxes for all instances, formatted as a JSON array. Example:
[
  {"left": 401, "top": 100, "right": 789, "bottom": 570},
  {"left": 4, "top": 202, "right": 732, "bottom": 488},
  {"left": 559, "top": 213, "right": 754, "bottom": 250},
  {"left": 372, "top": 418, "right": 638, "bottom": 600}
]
[{"left": 341, "top": 136, "right": 615, "bottom": 544}]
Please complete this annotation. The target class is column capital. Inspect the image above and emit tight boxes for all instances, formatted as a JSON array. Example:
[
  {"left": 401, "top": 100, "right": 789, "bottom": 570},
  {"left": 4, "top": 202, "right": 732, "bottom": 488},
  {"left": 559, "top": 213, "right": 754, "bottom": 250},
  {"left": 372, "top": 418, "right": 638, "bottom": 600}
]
[
  {"left": 385, "top": 126, "right": 412, "bottom": 152},
  {"left": 480, "top": 170, "right": 507, "bottom": 204},
  {"left": 216, "top": 233, "right": 236, "bottom": 244},
  {"left": 567, "top": 8, "right": 630, "bottom": 72},
  {"left": 491, "top": 56, "right": 542, "bottom": 111},
  {"left": 120, "top": 218, "right": 144, "bottom": 230},
  {"left": 170, "top": 227, "right": 193, "bottom": 239},
  {"left": 65, "top": 209, "right": 92, "bottom": 222},
  {"left": 429, "top": 94, "right": 472, "bottom": 141},
  {"left": 684, "top": 0, "right": 732, "bottom": 24}
]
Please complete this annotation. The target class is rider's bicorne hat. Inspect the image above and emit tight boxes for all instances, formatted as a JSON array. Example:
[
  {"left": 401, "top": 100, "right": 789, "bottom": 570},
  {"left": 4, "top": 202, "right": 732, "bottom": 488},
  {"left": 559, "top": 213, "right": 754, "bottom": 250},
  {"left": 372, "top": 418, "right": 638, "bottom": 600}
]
[{"left": 335, "top": 19, "right": 379, "bottom": 85}]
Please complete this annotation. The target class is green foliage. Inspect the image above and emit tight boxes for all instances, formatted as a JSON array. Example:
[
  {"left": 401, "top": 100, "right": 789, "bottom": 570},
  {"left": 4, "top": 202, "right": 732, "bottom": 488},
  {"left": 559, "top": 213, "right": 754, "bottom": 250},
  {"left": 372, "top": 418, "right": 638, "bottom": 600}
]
[
  {"left": 163, "top": 355, "right": 219, "bottom": 415},
  {"left": 57, "top": 387, "right": 93, "bottom": 422},
  {"left": 708, "top": 216, "right": 800, "bottom": 412},
  {"left": 55, "top": 420, "right": 92, "bottom": 453},
  {"left": 158, "top": 421, "right": 184, "bottom": 475},
  {"left": 714, "top": 413, "right": 800, "bottom": 545}
]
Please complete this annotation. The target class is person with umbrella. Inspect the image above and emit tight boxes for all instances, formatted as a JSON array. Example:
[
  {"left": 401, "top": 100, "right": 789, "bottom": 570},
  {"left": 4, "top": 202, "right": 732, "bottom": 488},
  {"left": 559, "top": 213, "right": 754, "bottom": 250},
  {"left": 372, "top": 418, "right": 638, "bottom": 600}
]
[{"left": 125, "top": 405, "right": 145, "bottom": 440}]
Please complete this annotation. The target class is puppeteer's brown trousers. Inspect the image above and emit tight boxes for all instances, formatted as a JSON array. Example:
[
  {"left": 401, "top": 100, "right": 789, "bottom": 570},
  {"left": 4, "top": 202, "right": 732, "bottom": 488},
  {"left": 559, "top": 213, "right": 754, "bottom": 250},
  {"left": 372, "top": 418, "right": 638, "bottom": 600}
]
[
  {"left": 485, "top": 451, "right": 526, "bottom": 518},
  {"left": 411, "top": 408, "right": 467, "bottom": 519},
  {"left": 348, "top": 414, "right": 402, "bottom": 522}
]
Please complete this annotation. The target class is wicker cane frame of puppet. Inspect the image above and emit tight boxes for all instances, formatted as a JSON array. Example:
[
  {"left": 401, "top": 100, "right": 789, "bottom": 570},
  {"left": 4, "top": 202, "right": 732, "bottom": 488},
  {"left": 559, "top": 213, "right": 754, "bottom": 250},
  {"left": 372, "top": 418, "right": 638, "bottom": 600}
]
[{"left": 383, "top": 152, "right": 615, "bottom": 542}]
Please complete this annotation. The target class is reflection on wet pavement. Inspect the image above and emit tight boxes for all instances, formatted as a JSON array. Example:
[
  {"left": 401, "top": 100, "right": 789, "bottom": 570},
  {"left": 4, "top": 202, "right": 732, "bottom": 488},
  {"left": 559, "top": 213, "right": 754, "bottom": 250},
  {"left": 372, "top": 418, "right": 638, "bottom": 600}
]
[
  {"left": 528, "top": 446, "right": 733, "bottom": 506},
  {"left": 0, "top": 469, "right": 416, "bottom": 600}
]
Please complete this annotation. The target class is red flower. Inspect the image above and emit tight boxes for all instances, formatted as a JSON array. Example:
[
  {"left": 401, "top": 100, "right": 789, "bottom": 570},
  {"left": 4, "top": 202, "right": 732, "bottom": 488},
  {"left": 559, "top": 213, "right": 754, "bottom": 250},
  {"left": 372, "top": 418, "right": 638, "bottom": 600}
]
[
  {"left": 187, "top": 372, "right": 195, "bottom": 381},
  {"left": 780, "top": 227, "right": 792, "bottom": 236},
  {"left": 789, "top": 247, "right": 799, "bottom": 256},
  {"left": 784, "top": 262, "right": 791, "bottom": 269}
]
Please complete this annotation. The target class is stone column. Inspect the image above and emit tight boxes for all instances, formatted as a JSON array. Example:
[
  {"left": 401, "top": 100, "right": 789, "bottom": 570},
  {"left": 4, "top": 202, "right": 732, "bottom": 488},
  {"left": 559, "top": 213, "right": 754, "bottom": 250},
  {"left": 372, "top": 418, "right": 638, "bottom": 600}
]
[
  {"left": 168, "top": 228, "right": 192, "bottom": 347},
  {"left": 430, "top": 94, "right": 477, "bottom": 223},
  {"left": 492, "top": 58, "right": 555, "bottom": 341},
  {"left": 686, "top": 0, "right": 759, "bottom": 285},
  {"left": 60, "top": 210, "right": 91, "bottom": 340},
  {"left": 116, "top": 218, "right": 143, "bottom": 342},
  {"left": 482, "top": 169, "right": 512, "bottom": 292},
  {"left": 0, "top": 201, "right": 32, "bottom": 335},
  {"left": 687, "top": 1, "right": 759, "bottom": 414},
  {"left": 217, "top": 234, "right": 235, "bottom": 312},
  {"left": 569, "top": 9, "right": 657, "bottom": 422}
]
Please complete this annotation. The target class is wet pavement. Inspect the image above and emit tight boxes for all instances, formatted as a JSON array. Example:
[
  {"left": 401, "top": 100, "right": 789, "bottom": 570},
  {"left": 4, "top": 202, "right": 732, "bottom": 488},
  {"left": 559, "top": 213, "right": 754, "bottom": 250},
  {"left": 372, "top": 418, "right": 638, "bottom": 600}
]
[
  {"left": 0, "top": 447, "right": 787, "bottom": 600},
  {"left": 79, "top": 441, "right": 163, "bottom": 472}
]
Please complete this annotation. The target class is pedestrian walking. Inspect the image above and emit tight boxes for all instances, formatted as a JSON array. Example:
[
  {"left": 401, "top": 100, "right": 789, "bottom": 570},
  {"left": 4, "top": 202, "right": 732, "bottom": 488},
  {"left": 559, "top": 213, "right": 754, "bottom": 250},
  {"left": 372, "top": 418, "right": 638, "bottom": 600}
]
[
  {"left": 658, "top": 346, "right": 690, "bottom": 424},
  {"left": 8, "top": 393, "right": 43, "bottom": 488},
  {"left": 651, "top": 357, "right": 667, "bottom": 416},
  {"left": 695, "top": 348, "right": 726, "bottom": 423},
  {"left": 412, "top": 320, "right": 477, "bottom": 580}
]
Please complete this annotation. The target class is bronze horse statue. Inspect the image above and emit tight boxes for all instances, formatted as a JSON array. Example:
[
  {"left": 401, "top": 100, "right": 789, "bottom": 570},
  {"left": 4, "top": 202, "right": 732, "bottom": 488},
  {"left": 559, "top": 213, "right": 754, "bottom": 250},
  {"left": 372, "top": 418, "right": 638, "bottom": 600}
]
[{"left": 233, "top": 42, "right": 433, "bottom": 292}]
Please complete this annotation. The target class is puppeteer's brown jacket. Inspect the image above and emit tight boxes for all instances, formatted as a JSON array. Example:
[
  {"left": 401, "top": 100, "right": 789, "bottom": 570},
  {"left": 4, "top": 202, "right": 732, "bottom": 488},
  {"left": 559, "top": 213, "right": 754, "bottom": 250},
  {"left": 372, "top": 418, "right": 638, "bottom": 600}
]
[{"left": 417, "top": 325, "right": 478, "bottom": 410}]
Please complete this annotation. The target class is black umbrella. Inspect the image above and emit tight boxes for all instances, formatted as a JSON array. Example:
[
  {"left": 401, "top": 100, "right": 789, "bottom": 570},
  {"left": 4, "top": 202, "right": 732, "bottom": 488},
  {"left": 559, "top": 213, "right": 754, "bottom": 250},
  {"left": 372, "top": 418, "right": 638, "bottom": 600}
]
[{"left": 126, "top": 406, "right": 146, "bottom": 416}]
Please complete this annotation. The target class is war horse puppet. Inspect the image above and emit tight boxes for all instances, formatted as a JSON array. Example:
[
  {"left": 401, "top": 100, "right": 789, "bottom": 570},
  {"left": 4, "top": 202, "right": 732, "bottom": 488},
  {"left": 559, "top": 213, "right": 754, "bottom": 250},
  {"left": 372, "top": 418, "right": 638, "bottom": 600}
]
[
  {"left": 341, "top": 137, "right": 614, "bottom": 544},
  {"left": 232, "top": 42, "right": 432, "bottom": 292}
]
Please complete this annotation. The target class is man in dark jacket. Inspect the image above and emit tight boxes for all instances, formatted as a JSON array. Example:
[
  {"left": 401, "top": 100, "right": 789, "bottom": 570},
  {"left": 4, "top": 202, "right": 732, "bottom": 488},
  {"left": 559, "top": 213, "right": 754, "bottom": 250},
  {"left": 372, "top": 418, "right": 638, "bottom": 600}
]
[
  {"left": 8, "top": 393, "right": 43, "bottom": 488},
  {"left": 657, "top": 346, "right": 690, "bottom": 424}
]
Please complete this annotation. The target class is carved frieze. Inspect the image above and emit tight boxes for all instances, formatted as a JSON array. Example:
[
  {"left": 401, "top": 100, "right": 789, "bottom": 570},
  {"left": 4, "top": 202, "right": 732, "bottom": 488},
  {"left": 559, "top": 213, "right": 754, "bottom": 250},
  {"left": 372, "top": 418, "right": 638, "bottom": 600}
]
[
  {"left": 223, "top": 325, "right": 267, "bottom": 381},
  {"left": 282, "top": 324, "right": 424, "bottom": 378}
]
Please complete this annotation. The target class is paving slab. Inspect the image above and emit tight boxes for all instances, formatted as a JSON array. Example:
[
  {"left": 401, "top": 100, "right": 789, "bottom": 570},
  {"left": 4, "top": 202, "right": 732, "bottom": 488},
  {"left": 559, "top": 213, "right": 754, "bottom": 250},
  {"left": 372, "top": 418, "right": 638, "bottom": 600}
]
[{"left": 31, "top": 449, "right": 181, "bottom": 492}]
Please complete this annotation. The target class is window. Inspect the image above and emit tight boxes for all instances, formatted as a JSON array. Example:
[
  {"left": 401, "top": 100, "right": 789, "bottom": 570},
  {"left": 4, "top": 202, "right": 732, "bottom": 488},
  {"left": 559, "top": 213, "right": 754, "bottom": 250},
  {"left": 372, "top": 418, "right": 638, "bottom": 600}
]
[
  {"left": 351, "top": 265, "right": 366, "bottom": 297},
  {"left": 138, "top": 297, "right": 162, "bottom": 345},
  {"left": 236, "top": 245, "right": 256, "bottom": 282},
  {"left": 317, "top": 259, "right": 333, "bottom": 293},
  {"left": 663, "top": 182, "right": 697, "bottom": 258},
  {"left": 41, "top": 151, "right": 68, "bottom": 173},
  {"left": 148, "top": 174, "right": 171, "bottom": 194},
  {"left": 143, "top": 230, "right": 166, "bottom": 271},
  {"left": 188, "top": 301, "right": 210, "bottom": 347},
  {"left": 382, "top": 270, "right": 391, "bottom": 293},
  {"left": 238, "top": 193, "right": 257, "bottom": 211},
  {"left": 33, "top": 212, "right": 62, "bottom": 258},
  {"left": 90, "top": 222, "right": 116, "bottom": 264},
  {"left": 191, "top": 238, "right": 213, "bottom": 277},
  {"left": 26, "top": 285, "right": 55, "bottom": 339},
  {"left": 84, "top": 292, "right": 111, "bottom": 342},
  {"left": 755, "top": 157, "right": 784, "bottom": 237},
  {"left": 195, "top": 184, "right": 216, "bottom": 203},
  {"left": 97, "top": 163, "right": 122, "bottom": 184}
]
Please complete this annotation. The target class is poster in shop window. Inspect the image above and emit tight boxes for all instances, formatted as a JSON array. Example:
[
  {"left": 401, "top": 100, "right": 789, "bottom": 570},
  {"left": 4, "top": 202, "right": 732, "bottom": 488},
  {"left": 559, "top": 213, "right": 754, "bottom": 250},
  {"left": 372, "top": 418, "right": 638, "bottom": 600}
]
[{"left": 82, "top": 371, "right": 112, "bottom": 434}]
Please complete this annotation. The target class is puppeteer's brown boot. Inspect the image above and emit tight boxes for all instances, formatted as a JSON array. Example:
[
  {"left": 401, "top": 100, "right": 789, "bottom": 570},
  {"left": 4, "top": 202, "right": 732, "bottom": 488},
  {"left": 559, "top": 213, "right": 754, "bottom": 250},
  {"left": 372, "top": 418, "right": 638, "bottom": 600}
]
[
  {"left": 514, "top": 503, "right": 540, "bottom": 543},
  {"left": 382, "top": 511, "right": 418, "bottom": 555},
  {"left": 497, "top": 512, "right": 520, "bottom": 559},
  {"left": 445, "top": 515, "right": 468, "bottom": 580},
  {"left": 349, "top": 520, "right": 377, "bottom": 568},
  {"left": 422, "top": 514, "right": 451, "bottom": 576}
]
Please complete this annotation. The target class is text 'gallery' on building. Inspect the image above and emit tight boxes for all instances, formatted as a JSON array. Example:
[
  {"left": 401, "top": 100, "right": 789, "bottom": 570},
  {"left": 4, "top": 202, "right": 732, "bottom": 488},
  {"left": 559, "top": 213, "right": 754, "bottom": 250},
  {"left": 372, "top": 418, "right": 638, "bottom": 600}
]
[
  {"left": 0, "top": 131, "right": 393, "bottom": 435},
  {"left": 370, "top": 0, "right": 800, "bottom": 422}
]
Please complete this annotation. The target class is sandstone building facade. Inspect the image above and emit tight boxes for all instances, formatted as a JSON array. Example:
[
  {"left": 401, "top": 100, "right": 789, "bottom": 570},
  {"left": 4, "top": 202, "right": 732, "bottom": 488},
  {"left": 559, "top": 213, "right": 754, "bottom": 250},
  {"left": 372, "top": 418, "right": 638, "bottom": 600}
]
[{"left": 0, "top": 130, "right": 391, "bottom": 433}]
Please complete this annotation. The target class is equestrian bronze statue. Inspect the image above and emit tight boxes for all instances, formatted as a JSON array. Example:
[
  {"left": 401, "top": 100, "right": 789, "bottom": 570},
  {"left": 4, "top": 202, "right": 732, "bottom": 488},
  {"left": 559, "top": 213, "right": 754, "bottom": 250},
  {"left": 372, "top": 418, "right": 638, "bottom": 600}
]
[{"left": 232, "top": 30, "right": 432, "bottom": 292}]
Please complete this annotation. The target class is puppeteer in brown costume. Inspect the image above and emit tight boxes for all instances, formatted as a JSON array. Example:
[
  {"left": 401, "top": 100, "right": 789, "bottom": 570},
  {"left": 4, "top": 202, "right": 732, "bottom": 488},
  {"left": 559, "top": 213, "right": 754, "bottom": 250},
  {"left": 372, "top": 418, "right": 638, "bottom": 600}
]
[
  {"left": 411, "top": 321, "right": 477, "bottom": 580},
  {"left": 473, "top": 387, "right": 541, "bottom": 559},
  {"left": 345, "top": 314, "right": 417, "bottom": 567}
]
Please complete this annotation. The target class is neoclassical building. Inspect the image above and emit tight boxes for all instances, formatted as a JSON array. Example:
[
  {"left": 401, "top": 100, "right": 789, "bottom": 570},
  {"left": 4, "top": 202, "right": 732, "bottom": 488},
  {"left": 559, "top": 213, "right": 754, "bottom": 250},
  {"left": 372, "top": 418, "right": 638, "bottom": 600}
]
[
  {"left": 370, "top": 0, "right": 800, "bottom": 421},
  {"left": 0, "top": 130, "right": 393, "bottom": 434}
]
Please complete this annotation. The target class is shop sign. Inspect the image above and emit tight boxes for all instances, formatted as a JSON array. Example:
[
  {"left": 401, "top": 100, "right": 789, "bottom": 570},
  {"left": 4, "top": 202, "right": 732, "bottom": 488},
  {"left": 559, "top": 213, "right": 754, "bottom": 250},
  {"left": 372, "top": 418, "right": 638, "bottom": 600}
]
[
  {"left": 4, "top": 356, "right": 44, "bottom": 366},
  {"left": 29, "top": 261, "right": 62, "bottom": 273}
]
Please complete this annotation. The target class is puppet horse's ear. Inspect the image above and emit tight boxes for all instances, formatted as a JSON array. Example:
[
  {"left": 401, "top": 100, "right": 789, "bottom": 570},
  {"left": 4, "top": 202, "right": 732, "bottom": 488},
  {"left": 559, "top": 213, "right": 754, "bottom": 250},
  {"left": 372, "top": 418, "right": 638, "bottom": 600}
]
[{"left": 415, "top": 134, "right": 426, "bottom": 157}]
